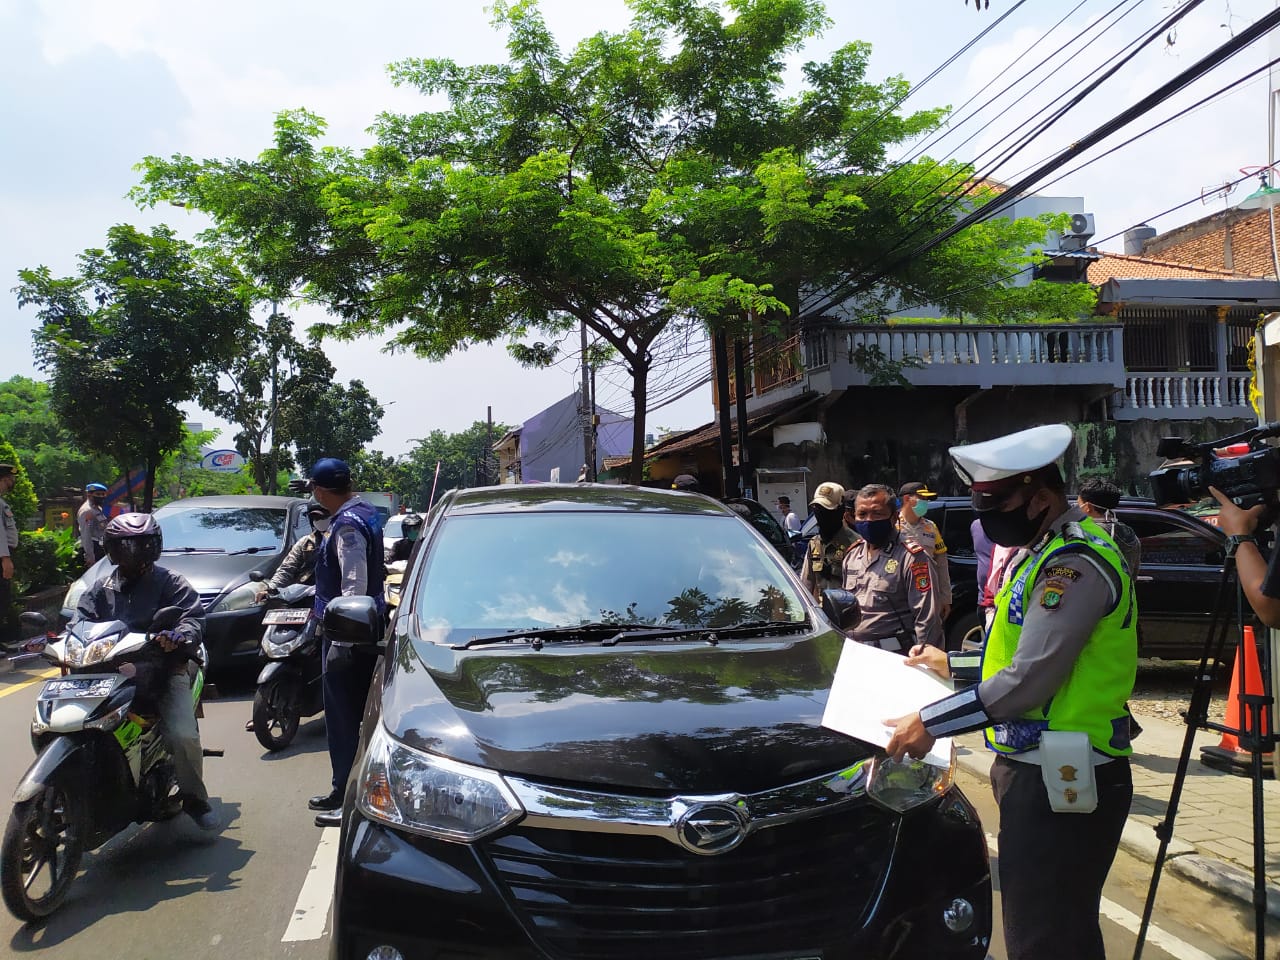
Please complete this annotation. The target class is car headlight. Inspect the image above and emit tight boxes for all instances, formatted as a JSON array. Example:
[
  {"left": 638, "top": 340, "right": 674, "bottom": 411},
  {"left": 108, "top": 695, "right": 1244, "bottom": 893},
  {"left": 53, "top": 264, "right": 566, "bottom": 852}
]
[
  {"left": 209, "top": 582, "right": 261, "bottom": 614},
  {"left": 358, "top": 723, "right": 523, "bottom": 842},
  {"left": 867, "top": 744, "right": 955, "bottom": 813},
  {"left": 63, "top": 579, "right": 89, "bottom": 615}
]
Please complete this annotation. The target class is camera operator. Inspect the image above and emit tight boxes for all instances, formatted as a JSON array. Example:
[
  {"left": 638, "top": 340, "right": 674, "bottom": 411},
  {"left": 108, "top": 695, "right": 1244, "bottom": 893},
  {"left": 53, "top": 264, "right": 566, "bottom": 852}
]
[{"left": 1209, "top": 487, "right": 1280, "bottom": 626}]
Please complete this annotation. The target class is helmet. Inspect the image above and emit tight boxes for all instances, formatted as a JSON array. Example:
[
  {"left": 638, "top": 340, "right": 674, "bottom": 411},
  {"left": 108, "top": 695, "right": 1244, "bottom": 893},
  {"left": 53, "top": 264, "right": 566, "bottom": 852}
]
[
  {"left": 305, "top": 500, "right": 330, "bottom": 523},
  {"left": 401, "top": 513, "right": 424, "bottom": 532},
  {"left": 104, "top": 512, "right": 163, "bottom": 569}
]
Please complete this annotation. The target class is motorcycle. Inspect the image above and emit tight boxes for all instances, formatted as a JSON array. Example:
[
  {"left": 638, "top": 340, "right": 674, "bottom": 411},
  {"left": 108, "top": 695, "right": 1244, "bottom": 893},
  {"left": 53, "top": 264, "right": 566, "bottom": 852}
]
[
  {"left": 385, "top": 559, "right": 407, "bottom": 615},
  {"left": 1, "top": 606, "right": 212, "bottom": 922},
  {"left": 251, "top": 581, "right": 321, "bottom": 752}
]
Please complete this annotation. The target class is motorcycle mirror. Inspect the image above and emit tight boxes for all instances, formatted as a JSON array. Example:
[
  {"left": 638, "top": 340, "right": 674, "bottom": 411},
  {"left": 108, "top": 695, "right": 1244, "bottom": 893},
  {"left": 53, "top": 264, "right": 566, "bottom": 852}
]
[
  {"left": 151, "top": 605, "right": 186, "bottom": 632},
  {"left": 19, "top": 611, "right": 48, "bottom": 634},
  {"left": 248, "top": 571, "right": 265, "bottom": 582},
  {"left": 821, "top": 589, "right": 862, "bottom": 631},
  {"left": 322, "top": 596, "right": 382, "bottom": 647}
]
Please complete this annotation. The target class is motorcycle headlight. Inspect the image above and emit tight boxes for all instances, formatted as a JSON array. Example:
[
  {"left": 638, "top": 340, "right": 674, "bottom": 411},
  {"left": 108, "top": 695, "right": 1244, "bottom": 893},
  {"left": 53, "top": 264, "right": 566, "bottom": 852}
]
[
  {"left": 867, "top": 744, "right": 955, "bottom": 813},
  {"left": 82, "top": 637, "right": 119, "bottom": 665},
  {"left": 210, "top": 582, "right": 261, "bottom": 614},
  {"left": 265, "top": 632, "right": 306, "bottom": 658},
  {"left": 358, "top": 724, "right": 523, "bottom": 842},
  {"left": 64, "top": 636, "right": 86, "bottom": 666}
]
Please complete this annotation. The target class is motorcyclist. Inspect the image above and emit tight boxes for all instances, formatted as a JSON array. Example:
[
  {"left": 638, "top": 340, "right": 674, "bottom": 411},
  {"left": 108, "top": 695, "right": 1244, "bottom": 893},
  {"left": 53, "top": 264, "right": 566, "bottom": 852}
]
[
  {"left": 254, "top": 501, "right": 330, "bottom": 603},
  {"left": 388, "top": 512, "right": 423, "bottom": 564},
  {"left": 75, "top": 513, "right": 218, "bottom": 832}
]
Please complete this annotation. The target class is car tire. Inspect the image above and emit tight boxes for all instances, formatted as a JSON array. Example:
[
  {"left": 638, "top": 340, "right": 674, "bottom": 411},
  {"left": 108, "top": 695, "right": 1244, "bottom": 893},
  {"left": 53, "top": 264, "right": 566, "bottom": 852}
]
[{"left": 946, "top": 610, "right": 983, "bottom": 653}]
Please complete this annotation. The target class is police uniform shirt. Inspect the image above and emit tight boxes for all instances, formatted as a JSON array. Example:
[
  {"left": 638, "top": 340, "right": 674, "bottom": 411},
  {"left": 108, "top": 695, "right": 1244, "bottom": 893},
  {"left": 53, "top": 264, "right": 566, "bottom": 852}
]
[
  {"left": 801, "top": 526, "right": 858, "bottom": 599},
  {"left": 0, "top": 494, "right": 16, "bottom": 559},
  {"left": 922, "top": 506, "right": 1127, "bottom": 736},
  {"left": 897, "top": 514, "right": 953, "bottom": 606},
  {"left": 840, "top": 534, "right": 942, "bottom": 649}
]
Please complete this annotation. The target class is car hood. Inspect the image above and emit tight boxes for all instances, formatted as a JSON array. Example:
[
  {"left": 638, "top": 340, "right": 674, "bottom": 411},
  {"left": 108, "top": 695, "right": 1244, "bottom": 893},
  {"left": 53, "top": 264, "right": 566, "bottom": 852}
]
[{"left": 381, "top": 628, "right": 874, "bottom": 795}]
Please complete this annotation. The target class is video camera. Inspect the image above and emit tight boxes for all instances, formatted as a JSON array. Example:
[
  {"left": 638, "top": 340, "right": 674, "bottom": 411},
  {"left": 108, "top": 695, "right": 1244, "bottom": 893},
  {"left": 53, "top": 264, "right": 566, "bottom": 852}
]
[{"left": 1148, "top": 421, "right": 1280, "bottom": 510}]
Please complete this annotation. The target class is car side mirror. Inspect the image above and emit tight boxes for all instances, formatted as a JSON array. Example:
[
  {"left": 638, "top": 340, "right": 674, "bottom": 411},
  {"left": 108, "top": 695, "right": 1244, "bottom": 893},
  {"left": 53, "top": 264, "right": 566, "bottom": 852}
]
[
  {"left": 323, "top": 596, "right": 382, "bottom": 646},
  {"left": 821, "top": 589, "right": 861, "bottom": 631},
  {"left": 151, "top": 605, "right": 186, "bottom": 632}
]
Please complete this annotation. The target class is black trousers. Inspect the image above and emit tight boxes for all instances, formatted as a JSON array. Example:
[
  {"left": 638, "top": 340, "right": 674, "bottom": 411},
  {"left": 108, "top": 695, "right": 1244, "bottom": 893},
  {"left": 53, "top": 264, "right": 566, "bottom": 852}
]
[
  {"left": 320, "top": 635, "right": 377, "bottom": 794},
  {"left": 990, "top": 754, "right": 1132, "bottom": 960},
  {"left": 0, "top": 575, "right": 18, "bottom": 650}
]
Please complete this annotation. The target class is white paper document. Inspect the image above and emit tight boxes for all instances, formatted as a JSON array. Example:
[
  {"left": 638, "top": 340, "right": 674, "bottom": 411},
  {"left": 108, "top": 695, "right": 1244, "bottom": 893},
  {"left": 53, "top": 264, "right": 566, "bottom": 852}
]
[{"left": 821, "top": 639, "right": 955, "bottom": 768}]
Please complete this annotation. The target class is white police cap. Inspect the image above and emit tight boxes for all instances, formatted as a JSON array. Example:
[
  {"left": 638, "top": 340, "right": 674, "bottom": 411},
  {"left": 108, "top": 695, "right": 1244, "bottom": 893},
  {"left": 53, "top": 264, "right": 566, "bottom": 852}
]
[{"left": 950, "top": 424, "right": 1073, "bottom": 510}]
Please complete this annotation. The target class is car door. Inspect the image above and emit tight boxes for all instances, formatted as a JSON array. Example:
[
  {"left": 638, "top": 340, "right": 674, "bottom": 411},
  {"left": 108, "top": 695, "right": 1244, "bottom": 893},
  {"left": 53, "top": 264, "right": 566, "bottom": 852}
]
[{"left": 1117, "top": 508, "right": 1225, "bottom": 659}]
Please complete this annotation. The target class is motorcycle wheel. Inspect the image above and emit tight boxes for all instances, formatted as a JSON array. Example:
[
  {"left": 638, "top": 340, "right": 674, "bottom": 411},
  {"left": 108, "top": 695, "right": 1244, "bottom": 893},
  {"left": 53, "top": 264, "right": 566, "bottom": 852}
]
[
  {"left": 1, "top": 775, "right": 85, "bottom": 922},
  {"left": 253, "top": 686, "right": 300, "bottom": 751}
]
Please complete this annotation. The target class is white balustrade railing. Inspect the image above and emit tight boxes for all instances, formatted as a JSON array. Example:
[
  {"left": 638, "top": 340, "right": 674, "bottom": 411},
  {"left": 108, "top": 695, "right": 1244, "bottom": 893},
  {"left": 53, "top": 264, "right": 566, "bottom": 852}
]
[
  {"left": 840, "top": 324, "right": 1117, "bottom": 367},
  {"left": 1112, "top": 374, "right": 1252, "bottom": 412}
]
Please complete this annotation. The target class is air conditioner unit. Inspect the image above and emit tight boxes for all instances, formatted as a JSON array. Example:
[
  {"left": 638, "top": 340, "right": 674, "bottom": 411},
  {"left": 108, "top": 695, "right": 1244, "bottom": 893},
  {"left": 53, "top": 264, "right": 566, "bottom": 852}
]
[{"left": 1064, "top": 212, "right": 1096, "bottom": 240}]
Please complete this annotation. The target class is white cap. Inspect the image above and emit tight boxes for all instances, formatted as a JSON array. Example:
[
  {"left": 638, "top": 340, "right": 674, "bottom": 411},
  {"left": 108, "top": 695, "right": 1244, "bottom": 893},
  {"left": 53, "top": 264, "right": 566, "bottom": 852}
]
[{"left": 950, "top": 424, "right": 1073, "bottom": 509}]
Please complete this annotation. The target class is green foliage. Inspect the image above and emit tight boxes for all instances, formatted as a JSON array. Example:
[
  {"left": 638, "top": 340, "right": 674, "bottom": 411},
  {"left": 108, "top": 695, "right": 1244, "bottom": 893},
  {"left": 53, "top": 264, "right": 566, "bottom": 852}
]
[
  {"left": 278, "top": 378, "right": 384, "bottom": 473},
  {"left": 134, "top": 1, "right": 1090, "bottom": 482},
  {"left": 0, "top": 438, "right": 38, "bottom": 525},
  {"left": 152, "top": 426, "right": 259, "bottom": 504},
  {"left": 14, "top": 526, "right": 78, "bottom": 594},
  {"left": 16, "top": 224, "right": 253, "bottom": 511},
  {"left": 399, "top": 420, "right": 513, "bottom": 505},
  {"left": 0, "top": 376, "right": 116, "bottom": 500}
]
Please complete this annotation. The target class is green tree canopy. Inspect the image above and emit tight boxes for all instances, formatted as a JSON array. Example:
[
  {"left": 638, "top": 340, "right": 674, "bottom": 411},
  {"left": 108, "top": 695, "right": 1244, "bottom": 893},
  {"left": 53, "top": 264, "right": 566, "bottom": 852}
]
[
  {"left": 135, "top": 0, "right": 1093, "bottom": 481},
  {"left": 0, "top": 439, "right": 38, "bottom": 525},
  {"left": 398, "top": 419, "right": 513, "bottom": 506},
  {"left": 280, "top": 378, "right": 385, "bottom": 473},
  {"left": 0, "top": 376, "right": 116, "bottom": 501},
  {"left": 15, "top": 224, "right": 251, "bottom": 510}
]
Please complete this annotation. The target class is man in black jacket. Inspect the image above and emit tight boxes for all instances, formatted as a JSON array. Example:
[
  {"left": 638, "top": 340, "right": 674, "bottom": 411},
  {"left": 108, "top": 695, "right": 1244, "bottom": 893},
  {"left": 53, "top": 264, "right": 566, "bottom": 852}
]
[{"left": 76, "top": 513, "right": 218, "bottom": 832}]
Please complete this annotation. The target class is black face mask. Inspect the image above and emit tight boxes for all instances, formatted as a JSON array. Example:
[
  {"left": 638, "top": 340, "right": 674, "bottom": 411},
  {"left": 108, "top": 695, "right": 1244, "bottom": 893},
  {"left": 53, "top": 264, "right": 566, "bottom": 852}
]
[
  {"left": 979, "top": 499, "right": 1050, "bottom": 548},
  {"left": 814, "top": 506, "right": 843, "bottom": 538}
]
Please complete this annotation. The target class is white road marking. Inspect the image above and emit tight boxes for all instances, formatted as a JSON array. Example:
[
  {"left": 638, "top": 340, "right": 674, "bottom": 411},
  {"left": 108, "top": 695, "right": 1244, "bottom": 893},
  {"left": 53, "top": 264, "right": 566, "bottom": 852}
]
[
  {"left": 984, "top": 835, "right": 1225, "bottom": 960},
  {"left": 282, "top": 826, "right": 340, "bottom": 942}
]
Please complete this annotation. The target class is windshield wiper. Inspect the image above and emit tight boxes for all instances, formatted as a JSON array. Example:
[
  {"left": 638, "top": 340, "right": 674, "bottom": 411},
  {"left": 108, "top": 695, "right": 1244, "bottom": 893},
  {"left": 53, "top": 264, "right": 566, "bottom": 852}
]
[
  {"left": 228, "top": 545, "right": 278, "bottom": 556},
  {"left": 162, "top": 546, "right": 225, "bottom": 554},
  {"left": 709, "top": 619, "right": 811, "bottom": 637},
  {"left": 601, "top": 620, "right": 811, "bottom": 646},
  {"left": 454, "top": 621, "right": 653, "bottom": 651}
]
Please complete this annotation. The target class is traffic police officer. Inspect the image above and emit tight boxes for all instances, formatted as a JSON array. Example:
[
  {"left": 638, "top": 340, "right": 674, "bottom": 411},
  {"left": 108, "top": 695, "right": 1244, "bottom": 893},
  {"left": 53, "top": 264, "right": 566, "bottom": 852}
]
[
  {"left": 0, "top": 464, "right": 19, "bottom": 656},
  {"left": 306, "top": 457, "right": 386, "bottom": 818},
  {"left": 800, "top": 481, "right": 857, "bottom": 601},
  {"left": 841, "top": 483, "right": 941, "bottom": 651},
  {"left": 896, "top": 481, "right": 953, "bottom": 620},
  {"left": 885, "top": 424, "right": 1137, "bottom": 960}
]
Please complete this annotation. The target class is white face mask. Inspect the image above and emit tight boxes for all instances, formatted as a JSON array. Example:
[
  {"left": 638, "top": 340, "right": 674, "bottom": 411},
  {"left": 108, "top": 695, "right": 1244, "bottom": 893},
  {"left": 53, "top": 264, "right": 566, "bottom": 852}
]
[{"left": 312, "top": 518, "right": 331, "bottom": 533}]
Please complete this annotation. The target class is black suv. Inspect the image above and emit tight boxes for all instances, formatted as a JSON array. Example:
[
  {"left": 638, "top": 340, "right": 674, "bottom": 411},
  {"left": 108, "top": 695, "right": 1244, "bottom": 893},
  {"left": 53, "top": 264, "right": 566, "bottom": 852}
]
[
  {"left": 323, "top": 485, "right": 991, "bottom": 960},
  {"left": 925, "top": 498, "right": 1227, "bottom": 658}
]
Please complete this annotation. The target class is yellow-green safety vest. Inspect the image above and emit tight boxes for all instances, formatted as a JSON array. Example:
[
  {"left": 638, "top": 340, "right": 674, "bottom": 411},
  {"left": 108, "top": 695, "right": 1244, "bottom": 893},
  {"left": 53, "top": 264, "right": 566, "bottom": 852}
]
[{"left": 982, "top": 517, "right": 1137, "bottom": 757}]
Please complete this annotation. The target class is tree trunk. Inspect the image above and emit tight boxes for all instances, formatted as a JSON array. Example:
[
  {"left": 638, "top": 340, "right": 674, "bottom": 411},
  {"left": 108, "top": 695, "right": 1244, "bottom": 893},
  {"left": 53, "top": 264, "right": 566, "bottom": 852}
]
[
  {"left": 627, "top": 359, "right": 649, "bottom": 485},
  {"left": 142, "top": 454, "right": 158, "bottom": 513}
]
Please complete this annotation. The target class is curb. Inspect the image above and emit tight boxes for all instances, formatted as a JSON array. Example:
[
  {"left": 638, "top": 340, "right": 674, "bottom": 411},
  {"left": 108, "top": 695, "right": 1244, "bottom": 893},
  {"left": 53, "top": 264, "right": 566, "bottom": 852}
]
[{"left": 953, "top": 737, "right": 1280, "bottom": 919}]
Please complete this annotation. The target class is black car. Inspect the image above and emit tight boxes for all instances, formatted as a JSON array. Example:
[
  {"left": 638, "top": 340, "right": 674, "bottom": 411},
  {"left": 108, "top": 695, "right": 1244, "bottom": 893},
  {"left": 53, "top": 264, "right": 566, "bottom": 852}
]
[
  {"left": 924, "top": 497, "right": 1227, "bottom": 658},
  {"left": 61, "top": 495, "right": 310, "bottom": 671},
  {"left": 324, "top": 484, "right": 991, "bottom": 960}
]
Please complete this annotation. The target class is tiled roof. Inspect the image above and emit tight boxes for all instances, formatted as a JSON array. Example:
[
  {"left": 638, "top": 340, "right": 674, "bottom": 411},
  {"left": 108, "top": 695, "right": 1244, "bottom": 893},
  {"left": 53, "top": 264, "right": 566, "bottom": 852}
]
[{"left": 1086, "top": 252, "right": 1264, "bottom": 284}]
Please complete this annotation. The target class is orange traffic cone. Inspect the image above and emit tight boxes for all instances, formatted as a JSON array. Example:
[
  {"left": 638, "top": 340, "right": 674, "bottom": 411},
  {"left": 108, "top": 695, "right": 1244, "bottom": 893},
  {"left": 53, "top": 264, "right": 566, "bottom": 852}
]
[{"left": 1200, "top": 626, "right": 1273, "bottom": 776}]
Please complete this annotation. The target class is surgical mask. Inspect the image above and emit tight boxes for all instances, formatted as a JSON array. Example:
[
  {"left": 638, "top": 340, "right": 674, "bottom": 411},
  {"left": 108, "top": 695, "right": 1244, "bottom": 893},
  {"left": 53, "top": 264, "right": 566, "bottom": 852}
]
[
  {"left": 911, "top": 499, "right": 930, "bottom": 518},
  {"left": 405, "top": 528, "right": 420, "bottom": 542},
  {"left": 312, "top": 518, "right": 331, "bottom": 533},
  {"left": 979, "top": 500, "right": 1049, "bottom": 548},
  {"left": 853, "top": 518, "right": 894, "bottom": 546},
  {"left": 814, "top": 506, "right": 843, "bottom": 538}
]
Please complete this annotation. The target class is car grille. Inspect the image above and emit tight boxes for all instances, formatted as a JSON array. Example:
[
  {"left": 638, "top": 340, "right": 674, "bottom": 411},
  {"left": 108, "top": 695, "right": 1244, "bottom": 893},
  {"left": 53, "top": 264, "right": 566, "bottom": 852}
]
[
  {"left": 198, "top": 591, "right": 222, "bottom": 611},
  {"left": 482, "top": 806, "right": 897, "bottom": 960}
]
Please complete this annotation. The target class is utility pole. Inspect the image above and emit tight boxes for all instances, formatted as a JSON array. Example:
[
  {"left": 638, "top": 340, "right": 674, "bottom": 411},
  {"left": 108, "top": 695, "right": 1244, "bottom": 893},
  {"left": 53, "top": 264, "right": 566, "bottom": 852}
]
[
  {"left": 485, "top": 406, "right": 493, "bottom": 486},
  {"left": 712, "top": 330, "right": 737, "bottom": 497},
  {"left": 733, "top": 338, "right": 752, "bottom": 499},
  {"left": 579, "top": 319, "right": 596, "bottom": 481}
]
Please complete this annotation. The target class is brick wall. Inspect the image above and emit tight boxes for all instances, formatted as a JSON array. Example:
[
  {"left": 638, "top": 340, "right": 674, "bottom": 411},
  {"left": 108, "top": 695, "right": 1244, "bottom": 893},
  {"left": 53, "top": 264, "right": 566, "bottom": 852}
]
[{"left": 1143, "top": 207, "right": 1279, "bottom": 278}]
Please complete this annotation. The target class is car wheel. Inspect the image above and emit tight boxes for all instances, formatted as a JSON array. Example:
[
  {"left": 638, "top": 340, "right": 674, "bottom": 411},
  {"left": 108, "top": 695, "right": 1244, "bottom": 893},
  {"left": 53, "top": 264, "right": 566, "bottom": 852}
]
[{"left": 946, "top": 610, "right": 983, "bottom": 653}]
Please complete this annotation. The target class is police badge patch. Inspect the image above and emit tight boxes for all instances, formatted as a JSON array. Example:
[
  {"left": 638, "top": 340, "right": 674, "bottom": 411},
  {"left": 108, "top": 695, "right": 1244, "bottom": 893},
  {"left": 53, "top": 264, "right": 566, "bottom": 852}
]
[
  {"left": 911, "top": 561, "right": 930, "bottom": 592},
  {"left": 884, "top": 558, "right": 899, "bottom": 573},
  {"left": 1041, "top": 581, "right": 1066, "bottom": 610}
]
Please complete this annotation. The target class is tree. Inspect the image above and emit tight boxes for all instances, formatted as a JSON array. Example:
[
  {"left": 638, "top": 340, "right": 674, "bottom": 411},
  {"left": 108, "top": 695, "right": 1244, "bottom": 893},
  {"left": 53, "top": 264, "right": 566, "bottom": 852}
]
[
  {"left": 15, "top": 224, "right": 251, "bottom": 510},
  {"left": 0, "top": 376, "right": 116, "bottom": 500},
  {"left": 135, "top": 1, "right": 1092, "bottom": 482},
  {"left": 279, "top": 378, "right": 385, "bottom": 473},
  {"left": 398, "top": 420, "right": 513, "bottom": 506},
  {"left": 197, "top": 308, "right": 336, "bottom": 493},
  {"left": 0, "top": 439, "right": 38, "bottom": 525}
]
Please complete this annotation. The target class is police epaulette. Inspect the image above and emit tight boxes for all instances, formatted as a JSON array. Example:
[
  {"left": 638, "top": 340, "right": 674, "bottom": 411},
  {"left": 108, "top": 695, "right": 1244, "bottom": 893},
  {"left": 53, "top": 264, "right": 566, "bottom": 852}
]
[{"left": 903, "top": 539, "right": 925, "bottom": 555}]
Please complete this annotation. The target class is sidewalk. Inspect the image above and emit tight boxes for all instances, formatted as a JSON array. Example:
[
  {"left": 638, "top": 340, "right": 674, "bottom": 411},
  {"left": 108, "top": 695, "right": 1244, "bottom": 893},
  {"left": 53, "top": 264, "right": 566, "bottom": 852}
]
[{"left": 954, "top": 715, "right": 1280, "bottom": 915}]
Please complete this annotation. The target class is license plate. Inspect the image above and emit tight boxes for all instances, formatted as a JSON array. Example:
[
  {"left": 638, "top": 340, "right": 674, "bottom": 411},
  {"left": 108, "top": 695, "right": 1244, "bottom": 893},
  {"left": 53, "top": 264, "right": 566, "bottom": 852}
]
[
  {"left": 263, "top": 609, "right": 310, "bottom": 625},
  {"left": 39, "top": 676, "right": 118, "bottom": 700}
]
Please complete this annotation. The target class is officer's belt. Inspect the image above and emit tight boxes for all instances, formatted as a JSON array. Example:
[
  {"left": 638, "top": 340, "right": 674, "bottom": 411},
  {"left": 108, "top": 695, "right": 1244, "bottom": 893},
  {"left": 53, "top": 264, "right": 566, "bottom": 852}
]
[{"left": 1001, "top": 748, "right": 1115, "bottom": 766}]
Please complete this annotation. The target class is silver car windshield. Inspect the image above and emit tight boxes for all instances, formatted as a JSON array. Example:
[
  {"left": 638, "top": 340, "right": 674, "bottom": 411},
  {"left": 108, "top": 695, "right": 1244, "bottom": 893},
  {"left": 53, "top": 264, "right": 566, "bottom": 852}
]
[{"left": 412, "top": 512, "right": 807, "bottom": 642}]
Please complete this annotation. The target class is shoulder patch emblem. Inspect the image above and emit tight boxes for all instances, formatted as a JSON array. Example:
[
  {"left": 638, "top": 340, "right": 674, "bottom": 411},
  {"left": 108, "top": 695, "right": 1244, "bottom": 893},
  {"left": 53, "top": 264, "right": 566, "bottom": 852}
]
[
  {"left": 1041, "top": 582, "right": 1066, "bottom": 610},
  {"left": 1044, "top": 565, "right": 1081, "bottom": 582},
  {"left": 911, "top": 560, "right": 931, "bottom": 593}
]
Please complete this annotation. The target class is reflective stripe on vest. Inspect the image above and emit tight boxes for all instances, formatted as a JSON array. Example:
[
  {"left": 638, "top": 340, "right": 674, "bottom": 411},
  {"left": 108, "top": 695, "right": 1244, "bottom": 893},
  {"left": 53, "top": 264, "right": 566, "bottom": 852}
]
[{"left": 981, "top": 516, "right": 1137, "bottom": 757}]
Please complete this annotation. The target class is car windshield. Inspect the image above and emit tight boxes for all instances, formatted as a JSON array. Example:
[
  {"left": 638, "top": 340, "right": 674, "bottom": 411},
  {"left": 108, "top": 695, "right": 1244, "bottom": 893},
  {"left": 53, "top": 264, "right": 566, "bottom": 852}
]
[
  {"left": 384, "top": 516, "right": 405, "bottom": 539},
  {"left": 413, "top": 512, "right": 807, "bottom": 643},
  {"left": 154, "top": 505, "right": 289, "bottom": 554}
]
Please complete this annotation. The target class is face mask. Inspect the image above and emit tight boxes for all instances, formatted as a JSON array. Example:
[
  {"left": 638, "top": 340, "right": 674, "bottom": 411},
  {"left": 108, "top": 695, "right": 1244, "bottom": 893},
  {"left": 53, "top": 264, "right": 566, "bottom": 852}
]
[
  {"left": 911, "top": 499, "right": 930, "bottom": 518},
  {"left": 853, "top": 518, "right": 894, "bottom": 546},
  {"left": 979, "top": 500, "right": 1049, "bottom": 548},
  {"left": 814, "top": 506, "right": 843, "bottom": 538},
  {"left": 312, "top": 518, "right": 330, "bottom": 533},
  {"left": 405, "top": 529, "right": 420, "bottom": 542}
]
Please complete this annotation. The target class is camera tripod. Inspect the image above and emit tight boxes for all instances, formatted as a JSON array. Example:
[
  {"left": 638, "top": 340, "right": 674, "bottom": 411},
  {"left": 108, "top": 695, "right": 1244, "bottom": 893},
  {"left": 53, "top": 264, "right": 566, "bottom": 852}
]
[{"left": 1134, "top": 551, "right": 1276, "bottom": 960}]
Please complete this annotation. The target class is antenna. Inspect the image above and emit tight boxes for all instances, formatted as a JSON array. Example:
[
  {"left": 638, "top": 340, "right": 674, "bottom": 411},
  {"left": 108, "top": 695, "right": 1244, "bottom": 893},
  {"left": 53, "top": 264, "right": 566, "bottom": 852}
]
[{"left": 1199, "top": 181, "right": 1236, "bottom": 210}]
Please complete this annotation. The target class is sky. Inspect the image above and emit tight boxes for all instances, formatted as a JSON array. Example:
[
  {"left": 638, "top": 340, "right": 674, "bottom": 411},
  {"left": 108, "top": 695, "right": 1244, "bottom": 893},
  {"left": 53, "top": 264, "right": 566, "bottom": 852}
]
[{"left": 1, "top": 0, "right": 1276, "bottom": 457}]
